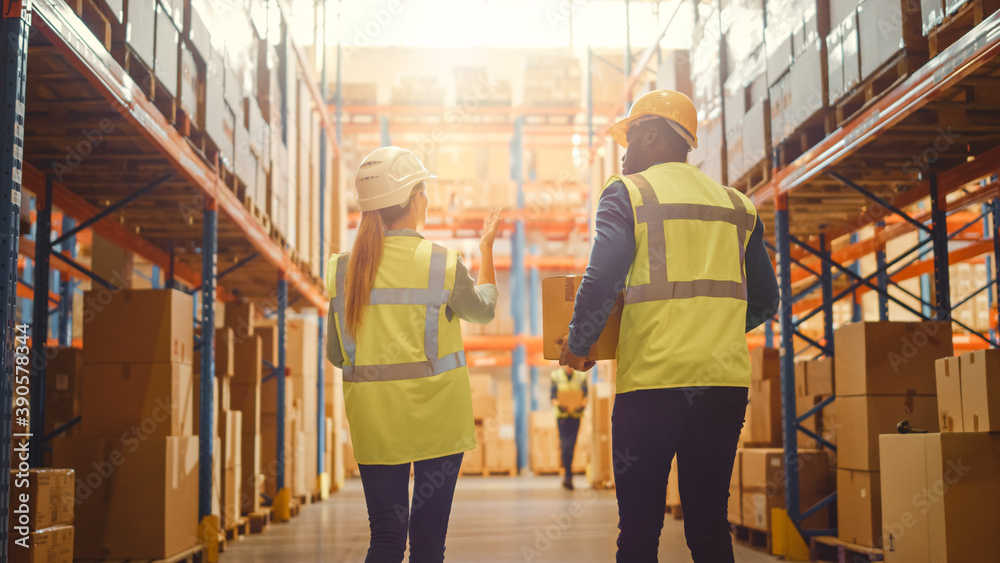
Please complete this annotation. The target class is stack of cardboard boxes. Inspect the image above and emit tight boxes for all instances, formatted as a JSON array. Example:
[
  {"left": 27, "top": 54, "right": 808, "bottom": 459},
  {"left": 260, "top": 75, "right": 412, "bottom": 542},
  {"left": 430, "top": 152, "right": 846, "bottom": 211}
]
[
  {"left": 833, "top": 321, "right": 950, "bottom": 548},
  {"left": 216, "top": 327, "right": 244, "bottom": 531},
  {"left": 877, "top": 348, "right": 1000, "bottom": 561},
  {"left": 227, "top": 303, "right": 264, "bottom": 518},
  {"left": 730, "top": 347, "right": 835, "bottom": 532},
  {"left": 523, "top": 56, "right": 581, "bottom": 107},
  {"left": 689, "top": 0, "right": 726, "bottom": 183},
  {"left": 463, "top": 374, "right": 518, "bottom": 475},
  {"left": 7, "top": 469, "right": 75, "bottom": 563},
  {"left": 56, "top": 289, "right": 199, "bottom": 559},
  {"left": 587, "top": 377, "right": 615, "bottom": 490},
  {"left": 794, "top": 358, "right": 836, "bottom": 454}
]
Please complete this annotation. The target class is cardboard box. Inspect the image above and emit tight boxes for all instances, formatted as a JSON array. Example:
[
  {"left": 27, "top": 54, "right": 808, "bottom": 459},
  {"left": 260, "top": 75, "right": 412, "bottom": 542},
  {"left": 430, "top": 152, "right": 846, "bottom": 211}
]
[
  {"left": 806, "top": 358, "right": 834, "bottom": 395},
  {"left": 556, "top": 390, "right": 585, "bottom": 412},
  {"left": 542, "top": 276, "right": 622, "bottom": 361},
  {"left": 751, "top": 347, "right": 781, "bottom": 381},
  {"left": 82, "top": 289, "right": 193, "bottom": 365},
  {"left": 240, "top": 433, "right": 261, "bottom": 514},
  {"left": 749, "top": 379, "right": 782, "bottom": 446},
  {"left": 959, "top": 348, "right": 1000, "bottom": 432},
  {"left": 794, "top": 361, "right": 809, "bottom": 396},
  {"left": 220, "top": 410, "right": 243, "bottom": 469},
  {"left": 216, "top": 327, "right": 235, "bottom": 378},
  {"left": 52, "top": 436, "right": 198, "bottom": 559},
  {"left": 230, "top": 381, "right": 261, "bottom": 435},
  {"left": 8, "top": 469, "right": 74, "bottom": 530},
  {"left": 80, "top": 362, "right": 194, "bottom": 438},
  {"left": 837, "top": 394, "right": 939, "bottom": 471},
  {"left": 9, "top": 525, "right": 74, "bottom": 563},
  {"left": 880, "top": 433, "right": 1000, "bottom": 562},
  {"left": 935, "top": 356, "right": 963, "bottom": 432},
  {"left": 665, "top": 456, "right": 681, "bottom": 506},
  {"left": 728, "top": 450, "right": 742, "bottom": 524},
  {"left": 222, "top": 464, "right": 242, "bottom": 529},
  {"left": 224, "top": 302, "right": 255, "bottom": 340},
  {"left": 837, "top": 468, "right": 882, "bottom": 547},
  {"left": 741, "top": 448, "right": 832, "bottom": 531},
  {"left": 44, "top": 348, "right": 83, "bottom": 438},
  {"left": 153, "top": 4, "right": 179, "bottom": 98},
  {"left": 834, "top": 321, "right": 952, "bottom": 396}
]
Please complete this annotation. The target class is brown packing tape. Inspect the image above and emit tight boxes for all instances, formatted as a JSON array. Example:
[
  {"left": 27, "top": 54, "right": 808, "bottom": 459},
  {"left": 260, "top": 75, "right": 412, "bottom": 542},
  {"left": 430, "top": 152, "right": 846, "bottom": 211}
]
[
  {"left": 904, "top": 390, "right": 915, "bottom": 413},
  {"left": 564, "top": 277, "right": 574, "bottom": 301},
  {"left": 974, "top": 414, "right": 980, "bottom": 432}
]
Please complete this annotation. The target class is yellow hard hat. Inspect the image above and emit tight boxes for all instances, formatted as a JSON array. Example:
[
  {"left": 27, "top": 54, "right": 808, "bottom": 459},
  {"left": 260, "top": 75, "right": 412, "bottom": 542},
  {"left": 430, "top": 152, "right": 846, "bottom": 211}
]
[{"left": 609, "top": 90, "right": 698, "bottom": 150}]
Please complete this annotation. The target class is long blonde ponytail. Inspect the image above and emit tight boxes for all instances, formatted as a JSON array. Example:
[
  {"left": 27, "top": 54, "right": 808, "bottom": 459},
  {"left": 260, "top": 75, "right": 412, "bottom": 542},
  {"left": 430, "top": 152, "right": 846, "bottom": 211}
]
[
  {"left": 344, "top": 187, "right": 421, "bottom": 338},
  {"left": 345, "top": 212, "right": 386, "bottom": 338}
]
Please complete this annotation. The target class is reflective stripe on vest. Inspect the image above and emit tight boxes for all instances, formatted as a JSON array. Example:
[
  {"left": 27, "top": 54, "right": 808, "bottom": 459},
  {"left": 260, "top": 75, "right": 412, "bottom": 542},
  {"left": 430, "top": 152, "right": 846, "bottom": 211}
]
[
  {"left": 624, "top": 172, "right": 755, "bottom": 305},
  {"left": 332, "top": 246, "right": 467, "bottom": 382}
]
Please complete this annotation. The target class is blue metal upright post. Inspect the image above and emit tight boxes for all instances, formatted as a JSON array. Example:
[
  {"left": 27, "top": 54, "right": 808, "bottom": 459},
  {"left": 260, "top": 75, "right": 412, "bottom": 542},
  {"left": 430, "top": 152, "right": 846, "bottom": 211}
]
[
  {"left": 511, "top": 117, "right": 528, "bottom": 470},
  {"left": 775, "top": 195, "right": 801, "bottom": 525},
  {"left": 199, "top": 200, "right": 217, "bottom": 521},
  {"left": 875, "top": 222, "right": 889, "bottom": 320},
  {"left": 317, "top": 6, "right": 329, "bottom": 484},
  {"left": 919, "top": 202, "right": 934, "bottom": 319},
  {"left": 529, "top": 244, "right": 541, "bottom": 412},
  {"left": 765, "top": 320, "right": 774, "bottom": 348},
  {"left": 819, "top": 234, "right": 834, "bottom": 353},
  {"left": 1, "top": 1, "right": 31, "bottom": 547},
  {"left": 929, "top": 174, "right": 951, "bottom": 320},
  {"left": 277, "top": 275, "right": 288, "bottom": 490},
  {"left": 987, "top": 201, "right": 998, "bottom": 342},
  {"left": 57, "top": 216, "right": 76, "bottom": 346},
  {"left": 30, "top": 175, "right": 53, "bottom": 468}
]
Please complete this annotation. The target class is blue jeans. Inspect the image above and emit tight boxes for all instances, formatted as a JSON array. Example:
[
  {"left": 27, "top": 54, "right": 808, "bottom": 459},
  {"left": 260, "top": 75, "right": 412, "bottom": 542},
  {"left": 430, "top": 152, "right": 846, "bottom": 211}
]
[
  {"left": 358, "top": 452, "right": 464, "bottom": 563},
  {"left": 613, "top": 386, "right": 748, "bottom": 563}
]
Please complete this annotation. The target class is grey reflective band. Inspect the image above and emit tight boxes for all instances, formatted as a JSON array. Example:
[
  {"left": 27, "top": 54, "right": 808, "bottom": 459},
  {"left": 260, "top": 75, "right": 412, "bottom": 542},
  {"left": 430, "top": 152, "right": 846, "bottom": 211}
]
[
  {"left": 625, "top": 173, "right": 754, "bottom": 305},
  {"left": 333, "top": 246, "right": 467, "bottom": 382}
]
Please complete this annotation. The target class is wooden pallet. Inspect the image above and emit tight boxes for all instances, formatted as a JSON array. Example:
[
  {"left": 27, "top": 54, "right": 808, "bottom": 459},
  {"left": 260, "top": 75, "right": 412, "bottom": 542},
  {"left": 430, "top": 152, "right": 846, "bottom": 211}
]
[
  {"left": 311, "top": 491, "right": 324, "bottom": 503},
  {"left": 290, "top": 497, "right": 302, "bottom": 517},
  {"left": 835, "top": 50, "right": 925, "bottom": 127},
  {"left": 731, "top": 523, "right": 771, "bottom": 553},
  {"left": 295, "top": 493, "right": 310, "bottom": 506},
  {"left": 731, "top": 156, "right": 771, "bottom": 196},
  {"left": 225, "top": 516, "right": 250, "bottom": 541},
  {"left": 77, "top": 543, "right": 206, "bottom": 563},
  {"left": 930, "top": 0, "right": 1000, "bottom": 56},
  {"left": 809, "top": 535, "right": 884, "bottom": 562},
  {"left": 244, "top": 196, "right": 272, "bottom": 233},
  {"left": 248, "top": 508, "right": 271, "bottom": 534},
  {"left": 214, "top": 531, "right": 227, "bottom": 554}
]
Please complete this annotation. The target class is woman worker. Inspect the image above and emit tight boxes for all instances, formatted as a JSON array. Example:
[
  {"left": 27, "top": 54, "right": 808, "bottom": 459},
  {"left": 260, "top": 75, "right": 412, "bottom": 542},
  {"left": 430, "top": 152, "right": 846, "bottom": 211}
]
[{"left": 326, "top": 146, "right": 502, "bottom": 563}]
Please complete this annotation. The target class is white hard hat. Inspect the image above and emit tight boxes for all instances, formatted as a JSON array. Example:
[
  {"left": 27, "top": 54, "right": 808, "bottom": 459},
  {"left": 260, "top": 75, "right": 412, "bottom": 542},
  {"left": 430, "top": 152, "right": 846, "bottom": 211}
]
[{"left": 355, "top": 146, "right": 435, "bottom": 212}]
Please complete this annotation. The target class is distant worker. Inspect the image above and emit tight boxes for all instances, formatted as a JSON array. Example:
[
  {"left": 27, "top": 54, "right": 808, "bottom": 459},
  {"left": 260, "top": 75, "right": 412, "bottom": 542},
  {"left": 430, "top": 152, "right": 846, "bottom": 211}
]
[
  {"left": 558, "top": 90, "right": 779, "bottom": 563},
  {"left": 326, "top": 146, "right": 503, "bottom": 563},
  {"left": 550, "top": 365, "right": 588, "bottom": 490}
]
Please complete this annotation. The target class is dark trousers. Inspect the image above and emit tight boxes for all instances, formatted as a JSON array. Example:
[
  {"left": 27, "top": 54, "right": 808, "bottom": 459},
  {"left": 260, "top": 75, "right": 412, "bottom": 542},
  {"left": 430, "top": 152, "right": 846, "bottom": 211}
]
[
  {"left": 613, "top": 386, "right": 748, "bottom": 563},
  {"left": 557, "top": 417, "right": 582, "bottom": 477},
  {"left": 357, "top": 452, "right": 464, "bottom": 563}
]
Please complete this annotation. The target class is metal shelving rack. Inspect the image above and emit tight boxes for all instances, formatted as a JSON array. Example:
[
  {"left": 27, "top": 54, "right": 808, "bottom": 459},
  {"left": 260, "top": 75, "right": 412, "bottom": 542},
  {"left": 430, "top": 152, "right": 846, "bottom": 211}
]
[
  {"left": 754, "top": 9, "right": 1000, "bottom": 538},
  {"left": 3, "top": 0, "right": 339, "bottom": 531}
]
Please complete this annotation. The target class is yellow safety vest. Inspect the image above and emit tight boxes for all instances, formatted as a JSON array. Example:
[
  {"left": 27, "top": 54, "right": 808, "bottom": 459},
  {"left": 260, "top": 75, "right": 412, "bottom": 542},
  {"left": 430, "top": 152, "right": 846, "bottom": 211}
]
[
  {"left": 551, "top": 369, "right": 586, "bottom": 419},
  {"left": 615, "top": 162, "right": 758, "bottom": 394},
  {"left": 326, "top": 236, "right": 476, "bottom": 465}
]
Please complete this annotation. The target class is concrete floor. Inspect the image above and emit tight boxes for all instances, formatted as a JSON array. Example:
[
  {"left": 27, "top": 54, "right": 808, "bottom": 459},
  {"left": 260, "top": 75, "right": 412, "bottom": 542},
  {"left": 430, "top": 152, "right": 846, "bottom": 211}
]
[{"left": 222, "top": 476, "right": 779, "bottom": 562}]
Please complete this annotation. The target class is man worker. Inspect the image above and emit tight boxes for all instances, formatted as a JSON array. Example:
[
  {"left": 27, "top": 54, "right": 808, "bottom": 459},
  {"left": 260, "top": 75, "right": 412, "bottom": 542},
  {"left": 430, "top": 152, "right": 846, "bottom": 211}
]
[
  {"left": 550, "top": 365, "right": 588, "bottom": 490},
  {"left": 558, "top": 90, "right": 779, "bottom": 563}
]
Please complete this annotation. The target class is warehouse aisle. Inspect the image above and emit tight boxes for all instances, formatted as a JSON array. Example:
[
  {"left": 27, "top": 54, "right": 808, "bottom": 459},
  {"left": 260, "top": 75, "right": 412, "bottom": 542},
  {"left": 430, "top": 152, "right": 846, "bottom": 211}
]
[{"left": 222, "top": 476, "right": 778, "bottom": 562}]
